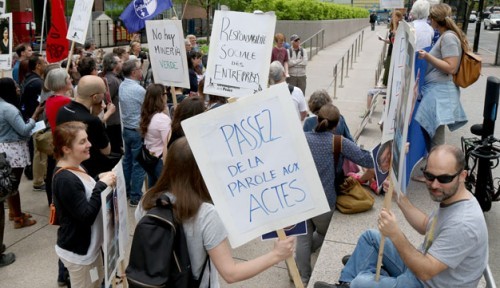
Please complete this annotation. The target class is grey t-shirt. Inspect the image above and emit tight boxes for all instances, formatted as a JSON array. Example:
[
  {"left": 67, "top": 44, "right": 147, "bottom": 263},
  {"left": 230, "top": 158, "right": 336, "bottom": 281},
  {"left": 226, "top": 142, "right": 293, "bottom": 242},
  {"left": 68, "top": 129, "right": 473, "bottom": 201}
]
[
  {"left": 184, "top": 202, "right": 228, "bottom": 288},
  {"left": 424, "top": 31, "right": 462, "bottom": 84},
  {"left": 420, "top": 197, "right": 488, "bottom": 288}
]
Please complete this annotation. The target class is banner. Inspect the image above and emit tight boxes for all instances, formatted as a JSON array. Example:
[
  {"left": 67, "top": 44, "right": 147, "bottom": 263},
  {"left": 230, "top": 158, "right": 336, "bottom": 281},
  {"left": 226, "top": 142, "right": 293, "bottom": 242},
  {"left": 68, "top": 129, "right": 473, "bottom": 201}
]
[
  {"left": 46, "top": 0, "right": 69, "bottom": 63},
  {"left": 381, "top": 21, "right": 416, "bottom": 194},
  {"left": 120, "top": 0, "right": 173, "bottom": 33},
  {"left": 380, "top": 0, "right": 404, "bottom": 9},
  {"left": 0, "top": 13, "right": 12, "bottom": 70},
  {"left": 66, "top": 0, "right": 94, "bottom": 44},
  {"left": 182, "top": 83, "right": 329, "bottom": 248},
  {"left": 101, "top": 187, "right": 119, "bottom": 288},
  {"left": 204, "top": 11, "right": 276, "bottom": 98},
  {"left": 145, "top": 19, "right": 189, "bottom": 88}
]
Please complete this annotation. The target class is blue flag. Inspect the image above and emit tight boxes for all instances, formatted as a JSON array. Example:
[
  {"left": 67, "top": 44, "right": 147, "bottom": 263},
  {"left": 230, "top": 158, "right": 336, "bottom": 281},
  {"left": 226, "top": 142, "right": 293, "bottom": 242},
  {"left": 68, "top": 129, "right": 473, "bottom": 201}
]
[{"left": 120, "top": 0, "right": 173, "bottom": 33}]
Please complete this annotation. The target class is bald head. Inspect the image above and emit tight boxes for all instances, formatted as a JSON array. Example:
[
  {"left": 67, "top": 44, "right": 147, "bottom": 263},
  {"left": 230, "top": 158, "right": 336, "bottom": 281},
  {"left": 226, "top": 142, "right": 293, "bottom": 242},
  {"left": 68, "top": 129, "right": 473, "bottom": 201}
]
[
  {"left": 428, "top": 144, "right": 465, "bottom": 172},
  {"left": 77, "top": 75, "right": 106, "bottom": 100}
]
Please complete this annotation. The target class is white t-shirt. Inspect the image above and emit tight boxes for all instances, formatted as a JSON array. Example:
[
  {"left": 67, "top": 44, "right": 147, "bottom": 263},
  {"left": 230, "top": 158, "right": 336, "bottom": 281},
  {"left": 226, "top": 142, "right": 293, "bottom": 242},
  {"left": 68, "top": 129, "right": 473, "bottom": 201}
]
[
  {"left": 144, "top": 112, "right": 171, "bottom": 157},
  {"left": 290, "top": 86, "right": 307, "bottom": 119},
  {"left": 412, "top": 19, "right": 434, "bottom": 51}
]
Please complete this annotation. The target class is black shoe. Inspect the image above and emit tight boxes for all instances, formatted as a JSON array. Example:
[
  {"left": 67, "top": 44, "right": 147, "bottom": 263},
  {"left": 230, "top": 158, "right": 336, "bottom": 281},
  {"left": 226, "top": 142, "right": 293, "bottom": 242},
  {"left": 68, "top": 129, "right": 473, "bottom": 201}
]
[
  {"left": 314, "top": 281, "right": 350, "bottom": 288},
  {"left": 128, "top": 199, "right": 139, "bottom": 207},
  {"left": 0, "top": 252, "right": 15, "bottom": 267},
  {"left": 342, "top": 254, "right": 351, "bottom": 265},
  {"left": 33, "top": 184, "right": 46, "bottom": 191}
]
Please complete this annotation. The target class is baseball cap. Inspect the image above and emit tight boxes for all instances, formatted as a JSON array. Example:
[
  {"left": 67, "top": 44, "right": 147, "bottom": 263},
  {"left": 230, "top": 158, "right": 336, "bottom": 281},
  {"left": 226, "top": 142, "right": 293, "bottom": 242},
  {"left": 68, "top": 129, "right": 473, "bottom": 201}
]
[{"left": 290, "top": 34, "right": 300, "bottom": 42}]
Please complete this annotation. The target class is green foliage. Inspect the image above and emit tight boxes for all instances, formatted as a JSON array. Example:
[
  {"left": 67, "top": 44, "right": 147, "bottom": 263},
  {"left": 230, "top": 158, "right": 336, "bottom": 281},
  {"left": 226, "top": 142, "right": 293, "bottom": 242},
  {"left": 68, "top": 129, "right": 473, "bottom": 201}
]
[{"left": 246, "top": 0, "right": 369, "bottom": 20}]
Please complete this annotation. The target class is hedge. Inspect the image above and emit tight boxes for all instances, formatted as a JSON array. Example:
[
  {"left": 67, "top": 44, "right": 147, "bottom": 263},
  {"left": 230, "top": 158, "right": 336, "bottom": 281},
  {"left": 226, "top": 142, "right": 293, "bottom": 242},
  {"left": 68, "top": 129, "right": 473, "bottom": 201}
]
[{"left": 246, "top": 0, "right": 369, "bottom": 20}]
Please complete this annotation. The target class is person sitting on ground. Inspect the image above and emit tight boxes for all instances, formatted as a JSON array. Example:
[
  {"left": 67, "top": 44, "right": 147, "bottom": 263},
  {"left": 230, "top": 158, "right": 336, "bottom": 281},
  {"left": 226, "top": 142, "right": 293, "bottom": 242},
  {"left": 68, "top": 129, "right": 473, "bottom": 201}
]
[
  {"left": 299, "top": 103, "right": 374, "bottom": 285},
  {"left": 136, "top": 137, "right": 296, "bottom": 287},
  {"left": 303, "top": 89, "right": 353, "bottom": 140},
  {"left": 314, "top": 144, "right": 488, "bottom": 288}
]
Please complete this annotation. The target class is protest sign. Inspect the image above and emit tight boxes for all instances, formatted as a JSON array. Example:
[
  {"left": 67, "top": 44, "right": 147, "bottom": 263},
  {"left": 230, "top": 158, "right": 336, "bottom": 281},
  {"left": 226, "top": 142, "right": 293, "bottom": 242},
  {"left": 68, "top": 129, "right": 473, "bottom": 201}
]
[
  {"left": 262, "top": 221, "right": 307, "bottom": 240},
  {"left": 101, "top": 187, "right": 119, "bottom": 288},
  {"left": 0, "top": 1, "right": 5, "bottom": 15},
  {"left": 145, "top": 20, "right": 189, "bottom": 88},
  {"left": 372, "top": 142, "right": 390, "bottom": 190},
  {"left": 112, "top": 160, "right": 128, "bottom": 261},
  {"left": 182, "top": 83, "right": 329, "bottom": 248},
  {"left": 66, "top": 0, "right": 94, "bottom": 44},
  {"left": 381, "top": 22, "right": 416, "bottom": 194},
  {"left": 380, "top": 0, "right": 404, "bottom": 9},
  {"left": 0, "top": 13, "right": 12, "bottom": 70},
  {"left": 204, "top": 11, "right": 276, "bottom": 98}
]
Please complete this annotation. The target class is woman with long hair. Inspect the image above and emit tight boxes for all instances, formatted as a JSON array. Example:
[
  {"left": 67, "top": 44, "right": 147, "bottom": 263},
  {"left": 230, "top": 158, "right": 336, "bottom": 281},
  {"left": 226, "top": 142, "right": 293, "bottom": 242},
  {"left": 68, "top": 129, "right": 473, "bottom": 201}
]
[
  {"left": 163, "top": 96, "right": 205, "bottom": 159},
  {"left": 140, "top": 83, "right": 171, "bottom": 186},
  {"left": 136, "top": 137, "right": 295, "bottom": 287},
  {"left": 416, "top": 3, "right": 468, "bottom": 148},
  {"left": 52, "top": 121, "right": 116, "bottom": 288},
  {"left": 184, "top": 51, "right": 203, "bottom": 96},
  {"left": 1, "top": 27, "right": 9, "bottom": 54},
  {"left": 379, "top": 10, "right": 403, "bottom": 87},
  {"left": 297, "top": 103, "right": 374, "bottom": 285},
  {"left": 0, "top": 77, "right": 44, "bottom": 231}
]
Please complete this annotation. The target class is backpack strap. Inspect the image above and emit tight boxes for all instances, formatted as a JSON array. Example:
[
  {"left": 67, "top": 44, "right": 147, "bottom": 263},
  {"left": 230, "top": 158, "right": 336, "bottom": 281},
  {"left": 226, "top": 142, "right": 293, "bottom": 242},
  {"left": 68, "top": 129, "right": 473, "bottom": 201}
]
[
  {"left": 288, "top": 84, "right": 294, "bottom": 94},
  {"left": 332, "top": 135, "right": 342, "bottom": 173}
]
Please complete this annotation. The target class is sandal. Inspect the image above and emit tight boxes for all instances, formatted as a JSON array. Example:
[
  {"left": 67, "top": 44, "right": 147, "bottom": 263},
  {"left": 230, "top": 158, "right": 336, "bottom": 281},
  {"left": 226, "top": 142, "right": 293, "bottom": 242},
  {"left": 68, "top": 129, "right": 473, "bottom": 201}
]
[
  {"left": 9, "top": 212, "right": 32, "bottom": 221},
  {"left": 13, "top": 216, "right": 36, "bottom": 229}
]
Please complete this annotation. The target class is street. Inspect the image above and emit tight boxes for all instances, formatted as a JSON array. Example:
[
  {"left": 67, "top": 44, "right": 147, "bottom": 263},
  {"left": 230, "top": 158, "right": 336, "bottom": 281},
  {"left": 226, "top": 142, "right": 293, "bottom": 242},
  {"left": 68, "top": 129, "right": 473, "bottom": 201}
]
[{"left": 467, "top": 21, "right": 499, "bottom": 54}]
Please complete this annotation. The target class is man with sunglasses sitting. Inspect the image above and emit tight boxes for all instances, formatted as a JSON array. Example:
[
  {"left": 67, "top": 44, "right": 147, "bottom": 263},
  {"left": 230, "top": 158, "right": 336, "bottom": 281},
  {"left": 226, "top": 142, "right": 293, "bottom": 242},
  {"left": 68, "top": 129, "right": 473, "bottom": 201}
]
[{"left": 315, "top": 144, "right": 488, "bottom": 288}]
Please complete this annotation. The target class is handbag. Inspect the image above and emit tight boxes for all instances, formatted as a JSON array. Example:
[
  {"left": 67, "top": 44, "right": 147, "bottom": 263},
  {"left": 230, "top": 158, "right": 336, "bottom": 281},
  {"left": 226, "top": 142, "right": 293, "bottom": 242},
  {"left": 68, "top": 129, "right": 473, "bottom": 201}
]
[
  {"left": 34, "top": 127, "right": 54, "bottom": 156},
  {"left": 136, "top": 144, "right": 160, "bottom": 174},
  {"left": 0, "top": 152, "right": 16, "bottom": 202},
  {"left": 336, "top": 177, "right": 375, "bottom": 214}
]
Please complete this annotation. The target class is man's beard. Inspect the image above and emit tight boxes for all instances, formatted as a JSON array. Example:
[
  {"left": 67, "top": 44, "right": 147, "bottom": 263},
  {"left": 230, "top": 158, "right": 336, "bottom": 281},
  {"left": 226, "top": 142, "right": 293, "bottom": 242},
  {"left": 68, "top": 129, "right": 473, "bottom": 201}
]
[{"left": 427, "top": 180, "right": 460, "bottom": 202}]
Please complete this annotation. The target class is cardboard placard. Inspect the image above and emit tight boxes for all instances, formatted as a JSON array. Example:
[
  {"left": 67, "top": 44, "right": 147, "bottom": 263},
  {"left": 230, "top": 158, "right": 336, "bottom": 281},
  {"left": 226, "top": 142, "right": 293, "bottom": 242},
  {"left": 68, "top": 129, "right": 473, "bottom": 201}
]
[{"left": 66, "top": 0, "right": 94, "bottom": 44}]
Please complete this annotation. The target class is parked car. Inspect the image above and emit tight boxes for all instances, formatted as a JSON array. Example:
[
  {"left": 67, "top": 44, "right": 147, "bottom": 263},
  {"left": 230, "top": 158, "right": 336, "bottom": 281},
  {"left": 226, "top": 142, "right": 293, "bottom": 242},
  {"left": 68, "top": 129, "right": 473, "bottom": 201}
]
[
  {"left": 469, "top": 12, "right": 477, "bottom": 23},
  {"left": 484, "top": 13, "right": 500, "bottom": 30}
]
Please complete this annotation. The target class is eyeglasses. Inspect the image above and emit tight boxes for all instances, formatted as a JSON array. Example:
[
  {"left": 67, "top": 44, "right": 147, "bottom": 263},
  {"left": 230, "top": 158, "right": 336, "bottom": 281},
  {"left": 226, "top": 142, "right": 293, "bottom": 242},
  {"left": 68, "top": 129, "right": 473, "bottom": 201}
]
[{"left": 421, "top": 168, "right": 462, "bottom": 184}]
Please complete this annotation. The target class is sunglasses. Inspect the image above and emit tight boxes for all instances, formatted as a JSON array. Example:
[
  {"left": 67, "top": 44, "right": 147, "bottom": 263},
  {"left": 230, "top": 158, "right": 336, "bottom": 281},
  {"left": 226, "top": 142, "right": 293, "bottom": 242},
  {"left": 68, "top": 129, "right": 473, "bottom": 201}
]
[{"left": 421, "top": 168, "right": 462, "bottom": 184}]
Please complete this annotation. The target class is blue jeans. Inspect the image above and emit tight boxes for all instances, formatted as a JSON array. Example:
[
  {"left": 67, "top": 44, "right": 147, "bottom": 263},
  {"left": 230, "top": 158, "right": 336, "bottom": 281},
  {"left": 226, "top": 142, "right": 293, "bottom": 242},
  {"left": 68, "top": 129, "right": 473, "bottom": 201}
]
[
  {"left": 147, "top": 159, "right": 163, "bottom": 188},
  {"left": 122, "top": 128, "right": 146, "bottom": 202},
  {"left": 340, "top": 229, "right": 424, "bottom": 288}
]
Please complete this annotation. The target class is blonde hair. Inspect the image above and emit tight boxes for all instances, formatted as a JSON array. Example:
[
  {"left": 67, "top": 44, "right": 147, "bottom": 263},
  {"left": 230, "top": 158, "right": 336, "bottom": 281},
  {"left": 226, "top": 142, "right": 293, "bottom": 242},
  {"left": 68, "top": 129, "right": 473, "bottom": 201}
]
[
  {"left": 390, "top": 11, "right": 404, "bottom": 32},
  {"left": 430, "top": 3, "right": 469, "bottom": 52}
]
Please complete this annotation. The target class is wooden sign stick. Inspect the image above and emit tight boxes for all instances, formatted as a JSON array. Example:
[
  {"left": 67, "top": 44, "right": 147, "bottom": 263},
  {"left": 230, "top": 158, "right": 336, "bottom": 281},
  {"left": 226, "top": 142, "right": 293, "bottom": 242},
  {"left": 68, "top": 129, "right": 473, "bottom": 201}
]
[
  {"left": 276, "top": 229, "right": 304, "bottom": 288},
  {"left": 65, "top": 41, "right": 76, "bottom": 73},
  {"left": 375, "top": 174, "right": 394, "bottom": 281}
]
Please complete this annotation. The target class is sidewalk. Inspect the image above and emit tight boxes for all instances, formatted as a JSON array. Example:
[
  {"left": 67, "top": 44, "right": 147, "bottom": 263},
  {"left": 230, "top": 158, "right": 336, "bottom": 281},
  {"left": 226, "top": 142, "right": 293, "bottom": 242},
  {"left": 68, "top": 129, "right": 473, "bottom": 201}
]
[{"left": 1, "top": 25, "right": 499, "bottom": 288}]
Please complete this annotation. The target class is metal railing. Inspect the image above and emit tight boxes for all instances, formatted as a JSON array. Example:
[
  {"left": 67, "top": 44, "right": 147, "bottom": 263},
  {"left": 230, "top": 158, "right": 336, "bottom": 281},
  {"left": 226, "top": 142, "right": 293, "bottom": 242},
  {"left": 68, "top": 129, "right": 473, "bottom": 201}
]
[
  {"left": 332, "top": 30, "right": 364, "bottom": 99},
  {"left": 301, "top": 29, "right": 325, "bottom": 60}
]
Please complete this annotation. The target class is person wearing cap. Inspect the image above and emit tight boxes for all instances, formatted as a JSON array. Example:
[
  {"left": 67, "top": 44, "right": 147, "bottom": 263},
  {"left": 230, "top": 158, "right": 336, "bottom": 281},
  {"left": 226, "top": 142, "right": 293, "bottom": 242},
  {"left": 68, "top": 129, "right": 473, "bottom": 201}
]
[
  {"left": 56, "top": 75, "right": 112, "bottom": 178},
  {"left": 287, "top": 34, "right": 308, "bottom": 96},
  {"left": 119, "top": 59, "right": 147, "bottom": 207}
]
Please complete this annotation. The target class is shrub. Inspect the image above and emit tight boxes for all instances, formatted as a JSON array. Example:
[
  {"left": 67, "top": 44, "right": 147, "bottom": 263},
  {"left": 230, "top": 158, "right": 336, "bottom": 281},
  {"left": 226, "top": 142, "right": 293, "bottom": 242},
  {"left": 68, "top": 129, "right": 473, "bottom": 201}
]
[{"left": 247, "top": 0, "right": 369, "bottom": 20}]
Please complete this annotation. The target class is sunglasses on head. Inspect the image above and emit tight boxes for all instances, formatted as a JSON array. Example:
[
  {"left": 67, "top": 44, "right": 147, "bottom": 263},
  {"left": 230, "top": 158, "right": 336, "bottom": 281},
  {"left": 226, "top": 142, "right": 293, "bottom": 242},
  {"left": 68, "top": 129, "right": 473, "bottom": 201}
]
[{"left": 421, "top": 168, "right": 462, "bottom": 184}]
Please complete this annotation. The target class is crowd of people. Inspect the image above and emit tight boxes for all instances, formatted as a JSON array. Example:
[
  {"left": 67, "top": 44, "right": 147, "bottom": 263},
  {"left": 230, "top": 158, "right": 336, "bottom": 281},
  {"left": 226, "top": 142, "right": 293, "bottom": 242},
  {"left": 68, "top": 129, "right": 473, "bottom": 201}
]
[{"left": 0, "top": 2, "right": 490, "bottom": 288}]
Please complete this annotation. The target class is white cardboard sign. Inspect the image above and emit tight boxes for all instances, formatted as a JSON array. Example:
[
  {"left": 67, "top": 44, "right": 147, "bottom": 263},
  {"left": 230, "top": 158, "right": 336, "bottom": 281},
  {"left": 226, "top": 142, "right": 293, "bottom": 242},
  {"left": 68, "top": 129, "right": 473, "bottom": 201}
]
[
  {"left": 182, "top": 83, "right": 329, "bottom": 248},
  {"left": 145, "top": 19, "right": 189, "bottom": 88},
  {"left": 379, "top": 0, "right": 404, "bottom": 9},
  {"left": 66, "top": 0, "right": 94, "bottom": 44},
  {"left": 204, "top": 10, "right": 276, "bottom": 98},
  {"left": 0, "top": 13, "right": 12, "bottom": 70}
]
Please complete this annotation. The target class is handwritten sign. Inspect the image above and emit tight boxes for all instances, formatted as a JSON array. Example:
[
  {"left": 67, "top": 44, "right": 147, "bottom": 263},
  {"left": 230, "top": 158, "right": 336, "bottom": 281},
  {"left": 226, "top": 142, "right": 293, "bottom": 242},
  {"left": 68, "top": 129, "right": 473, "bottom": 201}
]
[
  {"left": 66, "top": 0, "right": 94, "bottom": 44},
  {"left": 182, "top": 83, "right": 329, "bottom": 247},
  {"left": 0, "top": 13, "right": 12, "bottom": 70},
  {"left": 145, "top": 19, "right": 189, "bottom": 88},
  {"left": 380, "top": 0, "right": 404, "bottom": 9},
  {"left": 204, "top": 11, "right": 276, "bottom": 98},
  {"left": 381, "top": 22, "right": 416, "bottom": 194}
]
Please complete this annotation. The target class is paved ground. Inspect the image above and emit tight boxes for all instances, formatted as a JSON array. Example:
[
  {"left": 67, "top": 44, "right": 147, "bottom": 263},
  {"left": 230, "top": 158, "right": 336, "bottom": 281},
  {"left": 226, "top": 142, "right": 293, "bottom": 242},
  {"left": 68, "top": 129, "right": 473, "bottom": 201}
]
[{"left": 0, "top": 24, "right": 499, "bottom": 288}]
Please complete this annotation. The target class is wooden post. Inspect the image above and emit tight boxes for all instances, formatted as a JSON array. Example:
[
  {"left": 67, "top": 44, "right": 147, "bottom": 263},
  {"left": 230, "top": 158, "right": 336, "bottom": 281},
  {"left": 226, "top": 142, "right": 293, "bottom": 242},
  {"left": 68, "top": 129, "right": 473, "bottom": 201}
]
[
  {"left": 66, "top": 41, "right": 76, "bottom": 73},
  {"left": 277, "top": 229, "right": 304, "bottom": 288},
  {"left": 171, "top": 86, "right": 178, "bottom": 108},
  {"left": 375, "top": 177, "right": 394, "bottom": 281}
]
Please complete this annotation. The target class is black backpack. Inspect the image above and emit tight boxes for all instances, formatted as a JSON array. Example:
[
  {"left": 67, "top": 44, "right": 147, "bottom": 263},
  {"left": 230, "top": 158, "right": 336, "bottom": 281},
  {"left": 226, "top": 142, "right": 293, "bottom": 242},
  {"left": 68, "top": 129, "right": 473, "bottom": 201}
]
[{"left": 126, "top": 195, "right": 206, "bottom": 288}]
